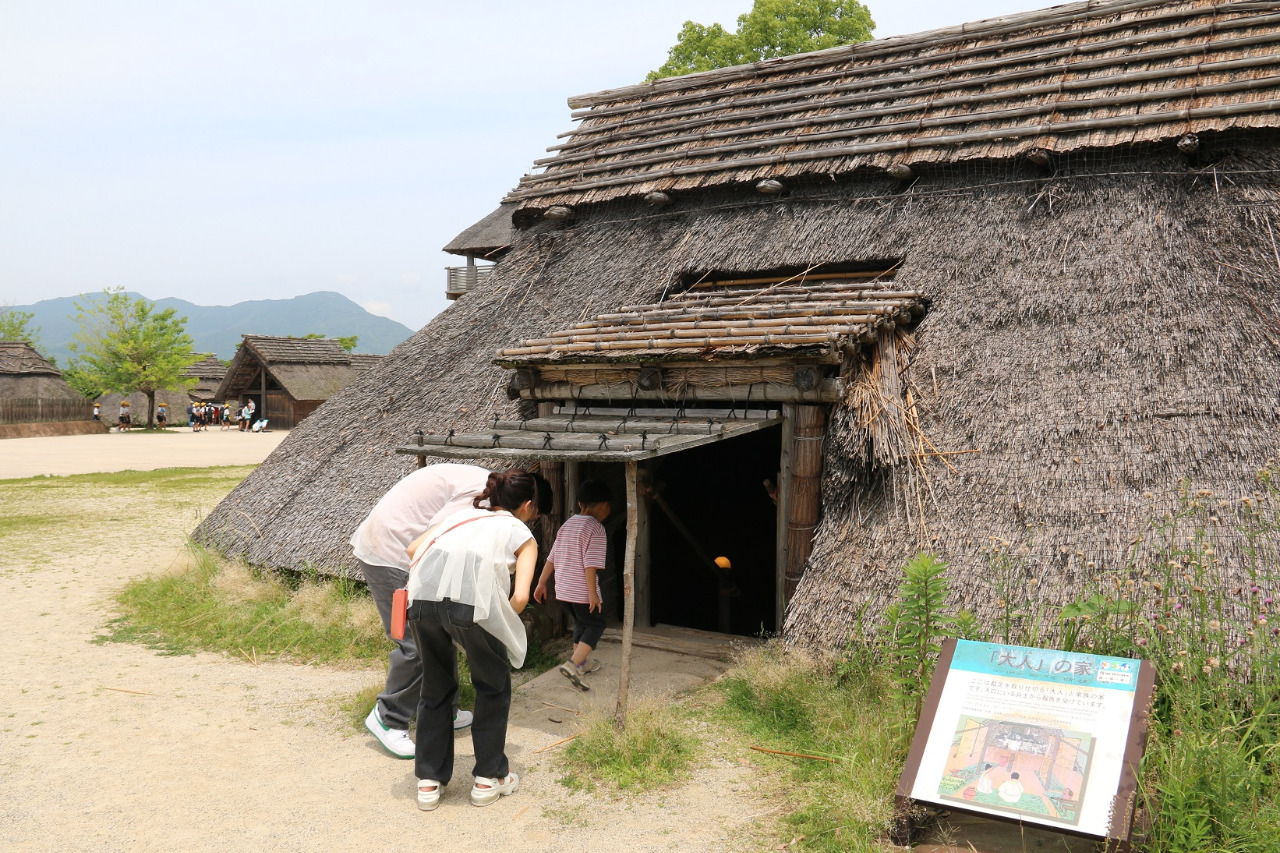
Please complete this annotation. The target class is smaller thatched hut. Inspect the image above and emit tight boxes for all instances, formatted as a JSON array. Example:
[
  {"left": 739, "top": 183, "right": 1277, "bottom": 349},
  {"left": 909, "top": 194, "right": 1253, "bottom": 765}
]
[
  {"left": 0, "top": 341, "right": 90, "bottom": 431},
  {"left": 214, "top": 335, "right": 381, "bottom": 429},
  {"left": 0, "top": 342, "right": 79, "bottom": 400},
  {"left": 185, "top": 354, "right": 227, "bottom": 402}
]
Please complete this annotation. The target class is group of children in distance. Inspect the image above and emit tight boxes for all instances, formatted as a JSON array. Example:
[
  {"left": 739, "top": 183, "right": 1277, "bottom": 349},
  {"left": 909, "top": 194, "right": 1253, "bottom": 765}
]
[{"left": 536, "top": 478, "right": 613, "bottom": 691}]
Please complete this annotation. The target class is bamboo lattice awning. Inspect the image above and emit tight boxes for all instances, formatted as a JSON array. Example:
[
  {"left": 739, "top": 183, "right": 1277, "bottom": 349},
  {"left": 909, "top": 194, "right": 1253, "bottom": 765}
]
[
  {"left": 495, "top": 279, "right": 924, "bottom": 365},
  {"left": 508, "top": 0, "right": 1280, "bottom": 211},
  {"left": 397, "top": 410, "right": 783, "bottom": 463}
]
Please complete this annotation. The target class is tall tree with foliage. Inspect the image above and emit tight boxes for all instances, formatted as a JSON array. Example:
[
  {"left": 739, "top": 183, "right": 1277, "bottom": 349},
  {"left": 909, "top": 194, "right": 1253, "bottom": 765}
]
[
  {"left": 0, "top": 307, "right": 43, "bottom": 353},
  {"left": 648, "top": 0, "right": 874, "bottom": 81},
  {"left": 65, "top": 288, "right": 198, "bottom": 428}
]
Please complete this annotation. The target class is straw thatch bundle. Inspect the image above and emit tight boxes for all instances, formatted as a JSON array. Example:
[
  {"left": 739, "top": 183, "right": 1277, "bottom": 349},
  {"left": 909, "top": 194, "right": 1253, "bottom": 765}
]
[{"left": 195, "top": 0, "right": 1280, "bottom": 645}]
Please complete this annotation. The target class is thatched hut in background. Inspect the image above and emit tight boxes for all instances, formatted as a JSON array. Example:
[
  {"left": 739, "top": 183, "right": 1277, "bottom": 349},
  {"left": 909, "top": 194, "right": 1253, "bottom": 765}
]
[
  {"left": 0, "top": 341, "right": 91, "bottom": 431},
  {"left": 214, "top": 335, "right": 381, "bottom": 429},
  {"left": 185, "top": 353, "right": 227, "bottom": 402},
  {"left": 0, "top": 341, "right": 80, "bottom": 400},
  {"left": 197, "top": 0, "right": 1280, "bottom": 646}
]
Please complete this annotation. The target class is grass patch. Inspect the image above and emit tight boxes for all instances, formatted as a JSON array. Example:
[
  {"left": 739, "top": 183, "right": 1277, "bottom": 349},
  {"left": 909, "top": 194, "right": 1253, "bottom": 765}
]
[
  {"left": 714, "top": 646, "right": 907, "bottom": 852},
  {"left": 7, "top": 466, "right": 252, "bottom": 488},
  {"left": 558, "top": 699, "right": 699, "bottom": 792},
  {"left": 99, "top": 541, "right": 390, "bottom": 665},
  {"left": 0, "top": 513, "right": 61, "bottom": 537}
]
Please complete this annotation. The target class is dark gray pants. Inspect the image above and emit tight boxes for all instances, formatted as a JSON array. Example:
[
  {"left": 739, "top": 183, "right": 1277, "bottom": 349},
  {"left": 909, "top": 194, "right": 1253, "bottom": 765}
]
[{"left": 409, "top": 599, "right": 512, "bottom": 784}]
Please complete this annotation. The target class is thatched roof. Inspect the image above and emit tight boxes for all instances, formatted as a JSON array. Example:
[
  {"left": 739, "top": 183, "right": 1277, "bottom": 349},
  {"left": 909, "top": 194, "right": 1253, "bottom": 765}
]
[
  {"left": 349, "top": 353, "right": 384, "bottom": 372},
  {"left": 215, "top": 335, "right": 365, "bottom": 403},
  {"left": 510, "top": 0, "right": 1280, "bottom": 215},
  {"left": 195, "top": 0, "right": 1280, "bottom": 647},
  {"left": 443, "top": 203, "right": 519, "bottom": 259},
  {"left": 185, "top": 353, "right": 226, "bottom": 401},
  {"left": 0, "top": 341, "right": 82, "bottom": 400},
  {"left": 0, "top": 341, "right": 60, "bottom": 377},
  {"left": 496, "top": 275, "right": 923, "bottom": 365}
]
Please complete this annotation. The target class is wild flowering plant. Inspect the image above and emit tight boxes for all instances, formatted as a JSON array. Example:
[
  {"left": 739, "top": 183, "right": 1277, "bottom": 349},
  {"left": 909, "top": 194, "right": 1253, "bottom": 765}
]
[{"left": 1051, "top": 472, "right": 1280, "bottom": 851}]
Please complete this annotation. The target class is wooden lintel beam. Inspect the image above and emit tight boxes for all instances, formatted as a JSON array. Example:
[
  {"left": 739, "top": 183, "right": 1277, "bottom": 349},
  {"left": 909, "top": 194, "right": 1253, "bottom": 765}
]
[{"left": 519, "top": 380, "right": 842, "bottom": 404}]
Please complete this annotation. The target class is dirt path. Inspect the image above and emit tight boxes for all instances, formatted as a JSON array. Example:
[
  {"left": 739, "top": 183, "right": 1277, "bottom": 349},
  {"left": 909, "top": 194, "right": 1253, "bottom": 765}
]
[{"left": 0, "top": 439, "right": 764, "bottom": 852}]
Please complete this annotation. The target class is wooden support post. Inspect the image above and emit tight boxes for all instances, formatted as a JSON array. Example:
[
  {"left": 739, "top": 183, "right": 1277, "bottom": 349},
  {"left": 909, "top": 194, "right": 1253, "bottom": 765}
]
[
  {"left": 563, "top": 460, "right": 579, "bottom": 519},
  {"left": 776, "top": 409, "right": 794, "bottom": 629},
  {"left": 634, "top": 465, "right": 651, "bottom": 629},
  {"left": 614, "top": 460, "right": 639, "bottom": 730},
  {"left": 784, "top": 405, "right": 826, "bottom": 602}
]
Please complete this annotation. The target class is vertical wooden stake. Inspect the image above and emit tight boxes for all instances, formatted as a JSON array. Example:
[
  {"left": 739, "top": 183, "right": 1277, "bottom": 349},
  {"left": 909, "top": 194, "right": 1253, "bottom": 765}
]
[
  {"left": 784, "top": 405, "right": 826, "bottom": 602},
  {"left": 613, "top": 460, "right": 639, "bottom": 730}
]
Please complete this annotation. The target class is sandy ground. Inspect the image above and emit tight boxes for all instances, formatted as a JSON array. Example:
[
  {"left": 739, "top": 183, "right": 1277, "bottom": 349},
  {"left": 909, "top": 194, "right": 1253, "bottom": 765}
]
[
  {"left": 0, "top": 428, "right": 290, "bottom": 478},
  {"left": 0, "top": 435, "right": 766, "bottom": 852}
]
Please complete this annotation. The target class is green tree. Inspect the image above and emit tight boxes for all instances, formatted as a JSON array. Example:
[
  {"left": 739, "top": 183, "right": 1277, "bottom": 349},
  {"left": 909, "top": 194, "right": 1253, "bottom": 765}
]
[
  {"left": 0, "top": 306, "right": 42, "bottom": 352},
  {"left": 65, "top": 288, "right": 198, "bottom": 428},
  {"left": 298, "top": 332, "right": 358, "bottom": 351},
  {"left": 648, "top": 0, "right": 875, "bottom": 81}
]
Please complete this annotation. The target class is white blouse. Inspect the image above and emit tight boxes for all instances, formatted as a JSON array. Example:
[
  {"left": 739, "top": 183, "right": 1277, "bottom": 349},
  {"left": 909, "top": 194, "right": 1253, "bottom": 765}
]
[{"left": 405, "top": 507, "right": 533, "bottom": 668}]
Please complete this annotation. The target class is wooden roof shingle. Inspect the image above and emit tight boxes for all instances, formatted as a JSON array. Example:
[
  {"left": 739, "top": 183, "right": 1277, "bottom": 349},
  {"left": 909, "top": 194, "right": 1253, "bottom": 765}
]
[
  {"left": 495, "top": 277, "right": 924, "bottom": 365},
  {"left": 509, "top": 0, "right": 1280, "bottom": 211}
]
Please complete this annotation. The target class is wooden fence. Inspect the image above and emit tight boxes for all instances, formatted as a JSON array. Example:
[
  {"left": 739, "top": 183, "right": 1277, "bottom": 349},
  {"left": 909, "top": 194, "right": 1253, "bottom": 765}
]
[{"left": 0, "top": 397, "right": 94, "bottom": 425}]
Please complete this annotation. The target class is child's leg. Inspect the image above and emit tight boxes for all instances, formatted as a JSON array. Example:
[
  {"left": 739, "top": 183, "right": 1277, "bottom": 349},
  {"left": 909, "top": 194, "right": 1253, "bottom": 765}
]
[{"left": 569, "top": 603, "right": 607, "bottom": 667}]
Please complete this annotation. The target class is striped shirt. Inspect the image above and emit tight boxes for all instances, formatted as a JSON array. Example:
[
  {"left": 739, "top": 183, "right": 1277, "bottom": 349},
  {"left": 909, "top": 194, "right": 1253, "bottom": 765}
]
[{"left": 547, "top": 514, "right": 607, "bottom": 604}]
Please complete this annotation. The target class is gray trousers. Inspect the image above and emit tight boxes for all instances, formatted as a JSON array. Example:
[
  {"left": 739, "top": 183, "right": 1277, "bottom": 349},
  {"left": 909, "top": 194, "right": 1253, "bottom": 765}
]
[{"left": 360, "top": 560, "right": 420, "bottom": 730}]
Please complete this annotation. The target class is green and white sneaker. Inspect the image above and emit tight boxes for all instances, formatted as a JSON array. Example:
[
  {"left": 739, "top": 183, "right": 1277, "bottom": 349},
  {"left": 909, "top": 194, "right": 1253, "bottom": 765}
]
[{"left": 365, "top": 707, "right": 415, "bottom": 759}]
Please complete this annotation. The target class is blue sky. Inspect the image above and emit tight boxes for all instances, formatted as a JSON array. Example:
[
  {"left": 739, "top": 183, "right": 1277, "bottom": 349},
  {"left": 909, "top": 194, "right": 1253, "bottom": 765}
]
[{"left": 0, "top": 1, "right": 1048, "bottom": 332}]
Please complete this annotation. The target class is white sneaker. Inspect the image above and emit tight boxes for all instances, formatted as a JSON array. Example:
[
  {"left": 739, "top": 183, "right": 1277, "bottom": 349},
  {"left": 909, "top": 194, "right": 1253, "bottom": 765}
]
[
  {"left": 365, "top": 707, "right": 415, "bottom": 759},
  {"left": 453, "top": 710, "right": 474, "bottom": 730}
]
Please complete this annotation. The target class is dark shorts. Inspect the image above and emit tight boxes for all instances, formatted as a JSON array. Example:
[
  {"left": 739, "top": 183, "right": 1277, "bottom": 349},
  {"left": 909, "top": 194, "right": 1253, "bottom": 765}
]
[{"left": 566, "top": 601, "right": 606, "bottom": 649}]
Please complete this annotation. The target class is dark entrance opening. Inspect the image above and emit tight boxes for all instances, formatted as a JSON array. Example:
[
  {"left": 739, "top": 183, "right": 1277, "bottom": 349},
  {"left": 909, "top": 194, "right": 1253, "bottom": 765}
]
[{"left": 647, "top": 425, "right": 781, "bottom": 636}]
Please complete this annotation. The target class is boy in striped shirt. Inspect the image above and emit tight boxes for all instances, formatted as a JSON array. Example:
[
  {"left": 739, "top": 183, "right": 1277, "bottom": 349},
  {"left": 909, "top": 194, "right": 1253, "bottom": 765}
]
[{"left": 534, "top": 479, "right": 612, "bottom": 691}]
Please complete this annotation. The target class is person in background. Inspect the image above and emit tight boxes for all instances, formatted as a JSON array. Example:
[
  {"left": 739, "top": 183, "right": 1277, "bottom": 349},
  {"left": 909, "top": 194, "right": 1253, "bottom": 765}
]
[
  {"left": 533, "top": 479, "right": 611, "bottom": 691},
  {"left": 118, "top": 401, "right": 130, "bottom": 431},
  {"left": 92, "top": 402, "right": 100, "bottom": 421},
  {"left": 404, "top": 469, "right": 543, "bottom": 810},
  {"left": 155, "top": 402, "right": 167, "bottom": 429}
]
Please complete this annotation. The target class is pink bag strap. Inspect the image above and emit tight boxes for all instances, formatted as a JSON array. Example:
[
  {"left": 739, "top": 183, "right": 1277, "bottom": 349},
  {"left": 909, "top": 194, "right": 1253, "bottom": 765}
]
[{"left": 417, "top": 513, "right": 500, "bottom": 557}]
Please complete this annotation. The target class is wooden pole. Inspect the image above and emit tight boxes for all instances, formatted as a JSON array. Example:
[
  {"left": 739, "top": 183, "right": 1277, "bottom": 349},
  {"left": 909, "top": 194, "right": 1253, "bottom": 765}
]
[
  {"left": 614, "top": 460, "right": 639, "bottom": 730},
  {"left": 784, "top": 405, "right": 826, "bottom": 601}
]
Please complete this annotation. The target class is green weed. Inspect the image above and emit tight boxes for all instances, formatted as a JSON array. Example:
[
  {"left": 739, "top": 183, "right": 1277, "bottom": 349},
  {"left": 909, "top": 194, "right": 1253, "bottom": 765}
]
[
  {"left": 100, "top": 541, "right": 390, "bottom": 665},
  {"left": 558, "top": 699, "right": 698, "bottom": 792},
  {"left": 714, "top": 646, "right": 905, "bottom": 852}
]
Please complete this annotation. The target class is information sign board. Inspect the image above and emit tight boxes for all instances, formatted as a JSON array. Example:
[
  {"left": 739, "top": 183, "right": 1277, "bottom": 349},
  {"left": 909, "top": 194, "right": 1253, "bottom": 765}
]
[{"left": 896, "top": 638, "right": 1155, "bottom": 848}]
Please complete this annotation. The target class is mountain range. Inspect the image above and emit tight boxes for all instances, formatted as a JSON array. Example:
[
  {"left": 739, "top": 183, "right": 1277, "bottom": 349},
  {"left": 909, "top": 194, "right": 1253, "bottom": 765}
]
[{"left": 12, "top": 291, "right": 415, "bottom": 365}]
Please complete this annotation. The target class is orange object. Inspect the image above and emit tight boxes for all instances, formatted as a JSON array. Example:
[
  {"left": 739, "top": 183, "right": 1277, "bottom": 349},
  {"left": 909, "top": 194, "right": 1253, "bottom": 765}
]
[
  {"left": 391, "top": 588, "right": 408, "bottom": 640},
  {"left": 714, "top": 556, "right": 732, "bottom": 570}
]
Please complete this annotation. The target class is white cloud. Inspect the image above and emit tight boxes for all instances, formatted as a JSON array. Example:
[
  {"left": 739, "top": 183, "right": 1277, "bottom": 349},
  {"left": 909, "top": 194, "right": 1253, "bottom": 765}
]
[
  {"left": 362, "top": 300, "right": 394, "bottom": 319},
  {"left": 400, "top": 272, "right": 421, "bottom": 284}
]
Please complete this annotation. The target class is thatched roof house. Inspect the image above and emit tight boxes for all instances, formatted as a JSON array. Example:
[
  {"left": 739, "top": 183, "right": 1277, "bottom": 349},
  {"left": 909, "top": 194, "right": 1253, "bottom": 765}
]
[
  {"left": 0, "top": 341, "right": 80, "bottom": 399},
  {"left": 197, "top": 0, "right": 1280, "bottom": 646},
  {"left": 214, "top": 335, "right": 381, "bottom": 429},
  {"left": 186, "top": 353, "right": 227, "bottom": 402}
]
